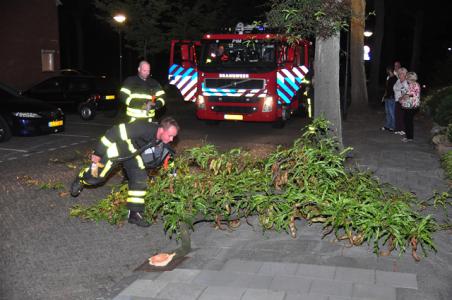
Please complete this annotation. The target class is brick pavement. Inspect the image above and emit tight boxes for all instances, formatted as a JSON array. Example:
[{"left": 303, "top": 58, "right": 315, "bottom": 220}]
[{"left": 1, "top": 109, "right": 451, "bottom": 300}]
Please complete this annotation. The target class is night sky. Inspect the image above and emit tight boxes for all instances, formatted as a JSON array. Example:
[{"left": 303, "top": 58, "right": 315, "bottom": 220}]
[{"left": 58, "top": 0, "right": 452, "bottom": 87}]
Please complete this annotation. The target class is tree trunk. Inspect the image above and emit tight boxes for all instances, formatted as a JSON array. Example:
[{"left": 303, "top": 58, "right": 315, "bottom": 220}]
[
  {"left": 74, "top": 18, "right": 84, "bottom": 70},
  {"left": 314, "top": 34, "right": 343, "bottom": 148},
  {"left": 349, "top": 0, "right": 368, "bottom": 111},
  {"left": 410, "top": 10, "right": 423, "bottom": 72},
  {"left": 368, "top": 0, "right": 384, "bottom": 105}
]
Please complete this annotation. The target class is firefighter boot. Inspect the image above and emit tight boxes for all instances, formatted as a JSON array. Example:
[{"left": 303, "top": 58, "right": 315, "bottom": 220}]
[
  {"left": 70, "top": 177, "right": 84, "bottom": 197},
  {"left": 128, "top": 211, "right": 151, "bottom": 227}
]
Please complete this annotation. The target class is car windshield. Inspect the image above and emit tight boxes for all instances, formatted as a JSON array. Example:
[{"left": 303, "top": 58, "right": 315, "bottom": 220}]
[
  {"left": 0, "top": 82, "right": 20, "bottom": 97},
  {"left": 199, "top": 39, "right": 276, "bottom": 72}
]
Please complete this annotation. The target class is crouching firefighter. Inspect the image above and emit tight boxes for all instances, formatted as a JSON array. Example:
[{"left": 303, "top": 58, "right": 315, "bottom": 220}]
[{"left": 70, "top": 116, "right": 179, "bottom": 227}]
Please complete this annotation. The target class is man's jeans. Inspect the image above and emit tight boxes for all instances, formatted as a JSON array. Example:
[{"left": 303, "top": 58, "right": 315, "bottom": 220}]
[{"left": 384, "top": 98, "right": 395, "bottom": 130}]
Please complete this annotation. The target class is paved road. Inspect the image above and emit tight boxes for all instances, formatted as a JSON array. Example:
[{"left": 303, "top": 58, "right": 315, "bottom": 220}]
[
  {"left": 0, "top": 98, "right": 310, "bottom": 300},
  {"left": 0, "top": 113, "right": 116, "bottom": 164},
  {"left": 1, "top": 98, "right": 450, "bottom": 300}
]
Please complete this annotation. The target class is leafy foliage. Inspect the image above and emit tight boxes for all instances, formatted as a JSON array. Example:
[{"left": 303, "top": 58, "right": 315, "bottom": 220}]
[
  {"left": 71, "top": 118, "right": 437, "bottom": 260},
  {"left": 94, "top": 0, "right": 172, "bottom": 55},
  {"left": 93, "top": 0, "right": 259, "bottom": 57},
  {"left": 266, "top": 0, "right": 350, "bottom": 40},
  {"left": 441, "top": 151, "right": 452, "bottom": 180},
  {"left": 422, "top": 86, "right": 452, "bottom": 126}
]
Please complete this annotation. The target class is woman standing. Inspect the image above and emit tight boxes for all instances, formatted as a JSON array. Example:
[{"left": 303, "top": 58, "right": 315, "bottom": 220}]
[
  {"left": 381, "top": 66, "right": 398, "bottom": 131},
  {"left": 399, "top": 72, "right": 421, "bottom": 142},
  {"left": 393, "top": 67, "right": 408, "bottom": 135}
]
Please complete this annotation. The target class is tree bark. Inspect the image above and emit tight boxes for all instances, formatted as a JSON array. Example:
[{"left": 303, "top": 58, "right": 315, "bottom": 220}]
[
  {"left": 410, "top": 10, "right": 423, "bottom": 71},
  {"left": 314, "top": 34, "right": 343, "bottom": 148},
  {"left": 368, "top": 0, "right": 384, "bottom": 105},
  {"left": 349, "top": 0, "right": 368, "bottom": 111}
]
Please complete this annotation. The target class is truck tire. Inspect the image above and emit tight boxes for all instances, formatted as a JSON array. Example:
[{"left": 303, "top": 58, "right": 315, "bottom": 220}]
[
  {"left": 272, "top": 119, "right": 285, "bottom": 129},
  {"left": 79, "top": 103, "right": 96, "bottom": 120},
  {"left": 0, "top": 116, "right": 12, "bottom": 142},
  {"left": 205, "top": 120, "right": 220, "bottom": 126}
]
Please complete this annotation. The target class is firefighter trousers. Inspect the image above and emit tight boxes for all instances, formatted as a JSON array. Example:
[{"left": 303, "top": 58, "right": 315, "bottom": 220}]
[{"left": 79, "top": 155, "right": 148, "bottom": 212}]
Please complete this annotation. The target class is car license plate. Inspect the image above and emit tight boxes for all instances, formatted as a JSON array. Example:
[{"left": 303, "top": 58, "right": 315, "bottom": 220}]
[
  {"left": 48, "top": 120, "right": 63, "bottom": 127},
  {"left": 224, "top": 114, "right": 243, "bottom": 121},
  {"left": 105, "top": 95, "right": 115, "bottom": 100}
]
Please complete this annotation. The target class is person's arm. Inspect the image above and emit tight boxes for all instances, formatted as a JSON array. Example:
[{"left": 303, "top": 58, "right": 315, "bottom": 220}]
[
  {"left": 153, "top": 83, "right": 166, "bottom": 110},
  {"left": 393, "top": 80, "right": 402, "bottom": 101},
  {"left": 119, "top": 77, "right": 134, "bottom": 104},
  {"left": 93, "top": 124, "right": 127, "bottom": 157}
]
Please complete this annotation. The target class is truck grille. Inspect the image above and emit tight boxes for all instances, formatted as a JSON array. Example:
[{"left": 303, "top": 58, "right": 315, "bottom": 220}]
[
  {"left": 208, "top": 96, "right": 261, "bottom": 104},
  {"left": 211, "top": 106, "right": 257, "bottom": 114},
  {"left": 205, "top": 78, "right": 265, "bottom": 89}
]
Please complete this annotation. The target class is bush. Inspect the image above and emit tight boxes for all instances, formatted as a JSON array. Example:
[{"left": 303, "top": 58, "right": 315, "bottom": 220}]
[
  {"left": 423, "top": 86, "right": 452, "bottom": 126},
  {"left": 447, "top": 124, "right": 452, "bottom": 143},
  {"left": 441, "top": 151, "right": 452, "bottom": 180},
  {"left": 71, "top": 118, "right": 438, "bottom": 261}
]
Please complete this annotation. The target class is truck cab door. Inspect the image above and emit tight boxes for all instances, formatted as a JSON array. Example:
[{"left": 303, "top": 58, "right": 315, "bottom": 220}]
[
  {"left": 169, "top": 40, "right": 200, "bottom": 67},
  {"left": 168, "top": 40, "right": 200, "bottom": 102}
]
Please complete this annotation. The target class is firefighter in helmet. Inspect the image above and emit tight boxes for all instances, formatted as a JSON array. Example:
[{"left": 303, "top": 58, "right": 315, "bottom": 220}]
[
  {"left": 120, "top": 60, "right": 166, "bottom": 122},
  {"left": 70, "top": 117, "right": 179, "bottom": 227}
]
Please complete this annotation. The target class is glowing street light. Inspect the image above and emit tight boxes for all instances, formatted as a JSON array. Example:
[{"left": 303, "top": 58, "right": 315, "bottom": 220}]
[
  {"left": 363, "top": 30, "right": 373, "bottom": 37},
  {"left": 113, "top": 14, "right": 126, "bottom": 83},
  {"left": 113, "top": 14, "right": 126, "bottom": 24}
]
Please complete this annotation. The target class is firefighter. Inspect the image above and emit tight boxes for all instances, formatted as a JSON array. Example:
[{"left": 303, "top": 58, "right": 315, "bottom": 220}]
[
  {"left": 120, "top": 60, "right": 166, "bottom": 122},
  {"left": 70, "top": 116, "right": 179, "bottom": 227}
]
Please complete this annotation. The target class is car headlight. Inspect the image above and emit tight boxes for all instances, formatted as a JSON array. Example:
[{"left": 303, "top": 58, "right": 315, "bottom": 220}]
[
  {"left": 12, "top": 112, "right": 42, "bottom": 118},
  {"left": 197, "top": 95, "right": 206, "bottom": 110},
  {"left": 262, "top": 96, "right": 273, "bottom": 112}
]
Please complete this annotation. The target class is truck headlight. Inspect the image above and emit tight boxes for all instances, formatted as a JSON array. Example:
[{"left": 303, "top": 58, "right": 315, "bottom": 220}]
[
  {"left": 197, "top": 95, "right": 206, "bottom": 110},
  {"left": 13, "top": 112, "right": 42, "bottom": 118},
  {"left": 262, "top": 96, "right": 273, "bottom": 112}
]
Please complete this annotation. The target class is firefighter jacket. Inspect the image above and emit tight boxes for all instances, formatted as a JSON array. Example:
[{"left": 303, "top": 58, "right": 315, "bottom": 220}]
[
  {"left": 80, "top": 120, "right": 174, "bottom": 213},
  {"left": 119, "top": 75, "right": 165, "bottom": 120},
  {"left": 94, "top": 120, "right": 172, "bottom": 170}
]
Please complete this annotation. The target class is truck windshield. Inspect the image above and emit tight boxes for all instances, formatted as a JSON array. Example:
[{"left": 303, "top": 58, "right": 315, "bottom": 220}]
[{"left": 199, "top": 39, "right": 277, "bottom": 72}]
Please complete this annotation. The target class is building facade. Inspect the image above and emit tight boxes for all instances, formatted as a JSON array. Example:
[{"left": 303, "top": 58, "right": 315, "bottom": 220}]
[{"left": 0, "top": 0, "right": 60, "bottom": 90}]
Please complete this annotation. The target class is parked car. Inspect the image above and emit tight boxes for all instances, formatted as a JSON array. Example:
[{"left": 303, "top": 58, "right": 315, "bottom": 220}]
[
  {"left": 23, "top": 75, "right": 118, "bottom": 120},
  {"left": 57, "top": 69, "right": 93, "bottom": 76},
  {"left": 0, "top": 82, "right": 64, "bottom": 142}
]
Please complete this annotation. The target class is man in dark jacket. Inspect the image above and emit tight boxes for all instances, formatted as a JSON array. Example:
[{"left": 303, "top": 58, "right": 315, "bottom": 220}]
[
  {"left": 120, "top": 61, "right": 166, "bottom": 122},
  {"left": 70, "top": 117, "right": 179, "bottom": 227}
]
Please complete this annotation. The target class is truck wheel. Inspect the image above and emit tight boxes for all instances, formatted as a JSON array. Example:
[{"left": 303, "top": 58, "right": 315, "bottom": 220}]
[
  {"left": 272, "top": 119, "right": 285, "bottom": 129},
  {"left": 79, "top": 104, "right": 96, "bottom": 120},
  {"left": 205, "top": 120, "right": 220, "bottom": 126},
  {"left": 0, "top": 116, "right": 12, "bottom": 142}
]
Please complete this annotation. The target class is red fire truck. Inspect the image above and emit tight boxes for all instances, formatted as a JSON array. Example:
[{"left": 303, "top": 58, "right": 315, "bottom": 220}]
[{"left": 168, "top": 23, "right": 311, "bottom": 126}]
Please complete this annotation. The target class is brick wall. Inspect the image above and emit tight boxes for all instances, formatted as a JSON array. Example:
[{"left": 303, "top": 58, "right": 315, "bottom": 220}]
[{"left": 0, "top": 0, "right": 60, "bottom": 90}]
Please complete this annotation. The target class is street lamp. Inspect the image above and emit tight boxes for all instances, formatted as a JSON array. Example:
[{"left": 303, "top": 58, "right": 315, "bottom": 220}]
[
  {"left": 113, "top": 14, "right": 126, "bottom": 83},
  {"left": 363, "top": 30, "right": 373, "bottom": 37}
]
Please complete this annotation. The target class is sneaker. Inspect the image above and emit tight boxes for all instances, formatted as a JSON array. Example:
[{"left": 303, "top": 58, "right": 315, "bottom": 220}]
[
  {"left": 395, "top": 131, "right": 404, "bottom": 135},
  {"left": 128, "top": 211, "right": 151, "bottom": 227},
  {"left": 380, "top": 126, "right": 388, "bottom": 131},
  {"left": 401, "top": 138, "right": 414, "bottom": 143},
  {"left": 70, "top": 178, "right": 84, "bottom": 197}
]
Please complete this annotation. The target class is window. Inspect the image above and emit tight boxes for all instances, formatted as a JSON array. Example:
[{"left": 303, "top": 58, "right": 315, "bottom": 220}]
[
  {"left": 31, "top": 78, "right": 63, "bottom": 93},
  {"left": 68, "top": 79, "right": 93, "bottom": 92},
  {"left": 41, "top": 49, "right": 56, "bottom": 72}
]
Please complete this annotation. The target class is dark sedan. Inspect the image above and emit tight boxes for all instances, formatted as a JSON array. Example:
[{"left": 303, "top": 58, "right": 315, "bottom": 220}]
[
  {"left": 23, "top": 75, "right": 118, "bottom": 120},
  {"left": 0, "top": 83, "right": 64, "bottom": 142}
]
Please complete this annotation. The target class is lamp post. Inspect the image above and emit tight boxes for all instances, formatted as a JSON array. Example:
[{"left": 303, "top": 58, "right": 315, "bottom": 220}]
[{"left": 113, "top": 14, "right": 126, "bottom": 83}]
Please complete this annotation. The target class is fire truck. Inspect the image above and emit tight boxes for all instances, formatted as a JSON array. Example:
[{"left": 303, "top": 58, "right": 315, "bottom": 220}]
[{"left": 168, "top": 23, "right": 311, "bottom": 126}]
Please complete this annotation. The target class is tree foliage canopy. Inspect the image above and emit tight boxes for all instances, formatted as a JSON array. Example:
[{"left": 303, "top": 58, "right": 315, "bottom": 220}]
[
  {"left": 94, "top": 0, "right": 233, "bottom": 57},
  {"left": 266, "top": 0, "right": 350, "bottom": 40}
]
